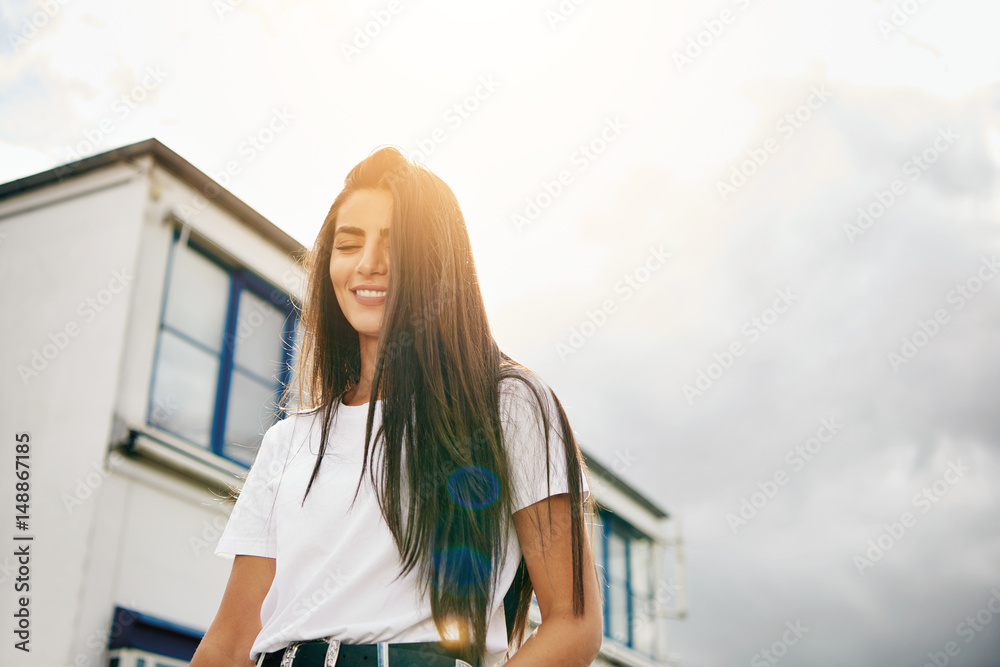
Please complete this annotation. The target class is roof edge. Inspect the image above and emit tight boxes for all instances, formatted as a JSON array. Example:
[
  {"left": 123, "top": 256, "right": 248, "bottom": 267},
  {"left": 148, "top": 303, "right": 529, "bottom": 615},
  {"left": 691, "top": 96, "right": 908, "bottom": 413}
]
[
  {"left": 0, "top": 137, "right": 306, "bottom": 256},
  {"left": 583, "top": 449, "right": 669, "bottom": 519}
]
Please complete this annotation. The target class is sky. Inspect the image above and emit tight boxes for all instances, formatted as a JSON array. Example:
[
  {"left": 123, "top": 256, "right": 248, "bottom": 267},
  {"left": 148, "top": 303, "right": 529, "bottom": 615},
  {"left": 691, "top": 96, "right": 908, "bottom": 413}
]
[{"left": 2, "top": 0, "right": 1000, "bottom": 665}]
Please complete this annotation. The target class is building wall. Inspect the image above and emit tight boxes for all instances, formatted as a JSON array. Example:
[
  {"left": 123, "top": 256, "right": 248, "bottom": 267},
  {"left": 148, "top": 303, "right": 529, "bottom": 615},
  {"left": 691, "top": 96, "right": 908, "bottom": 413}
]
[
  {"left": 71, "top": 159, "right": 306, "bottom": 667},
  {"left": 0, "top": 162, "right": 149, "bottom": 667}
]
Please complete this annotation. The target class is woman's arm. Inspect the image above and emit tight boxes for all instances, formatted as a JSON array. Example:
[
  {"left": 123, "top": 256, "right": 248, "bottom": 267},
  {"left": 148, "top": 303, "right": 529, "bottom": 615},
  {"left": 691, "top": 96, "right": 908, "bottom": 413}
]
[
  {"left": 190, "top": 554, "right": 276, "bottom": 667},
  {"left": 506, "top": 493, "right": 604, "bottom": 667}
]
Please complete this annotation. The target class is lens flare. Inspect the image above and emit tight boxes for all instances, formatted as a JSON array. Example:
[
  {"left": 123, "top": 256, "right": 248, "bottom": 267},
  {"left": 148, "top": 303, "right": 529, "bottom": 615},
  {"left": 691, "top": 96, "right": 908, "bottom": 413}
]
[
  {"left": 447, "top": 465, "right": 500, "bottom": 509},
  {"left": 432, "top": 544, "right": 491, "bottom": 596}
]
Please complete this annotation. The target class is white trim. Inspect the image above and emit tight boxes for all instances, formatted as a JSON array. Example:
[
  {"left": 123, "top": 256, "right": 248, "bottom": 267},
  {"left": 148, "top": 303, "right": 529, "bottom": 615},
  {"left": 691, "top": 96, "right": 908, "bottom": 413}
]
[
  {"left": 105, "top": 647, "right": 191, "bottom": 667},
  {"left": 0, "top": 159, "right": 147, "bottom": 220},
  {"left": 118, "top": 426, "right": 247, "bottom": 489}
]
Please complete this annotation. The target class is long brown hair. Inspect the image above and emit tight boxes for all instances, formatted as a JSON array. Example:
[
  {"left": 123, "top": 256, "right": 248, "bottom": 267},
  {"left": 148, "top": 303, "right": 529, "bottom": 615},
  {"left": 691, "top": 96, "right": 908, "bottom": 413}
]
[{"left": 278, "top": 146, "right": 597, "bottom": 664}]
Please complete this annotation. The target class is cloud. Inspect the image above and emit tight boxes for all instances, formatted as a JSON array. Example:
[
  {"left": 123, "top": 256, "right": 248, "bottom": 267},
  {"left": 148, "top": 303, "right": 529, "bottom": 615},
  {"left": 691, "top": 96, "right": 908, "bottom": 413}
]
[
  {"left": 544, "top": 70, "right": 1000, "bottom": 665},
  {"left": 2, "top": 0, "right": 999, "bottom": 663}
]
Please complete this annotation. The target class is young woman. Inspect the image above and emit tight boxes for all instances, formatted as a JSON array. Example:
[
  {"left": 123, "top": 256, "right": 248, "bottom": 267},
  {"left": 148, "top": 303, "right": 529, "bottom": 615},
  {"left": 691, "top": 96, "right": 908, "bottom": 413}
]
[{"left": 191, "top": 147, "right": 603, "bottom": 667}]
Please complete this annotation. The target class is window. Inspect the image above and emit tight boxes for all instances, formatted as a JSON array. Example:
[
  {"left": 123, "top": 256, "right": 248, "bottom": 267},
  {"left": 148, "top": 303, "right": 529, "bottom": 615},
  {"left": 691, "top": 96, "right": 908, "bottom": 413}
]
[
  {"left": 148, "top": 226, "right": 302, "bottom": 467},
  {"left": 594, "top": 509, "right": 659, "bottom": 659}
]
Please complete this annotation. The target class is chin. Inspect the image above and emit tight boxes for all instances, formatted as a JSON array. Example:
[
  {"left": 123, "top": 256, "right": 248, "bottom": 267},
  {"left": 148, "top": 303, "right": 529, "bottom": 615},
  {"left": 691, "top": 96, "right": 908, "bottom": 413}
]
[{"left": 351, "top": 319, "right": 383, "bottom": 338}]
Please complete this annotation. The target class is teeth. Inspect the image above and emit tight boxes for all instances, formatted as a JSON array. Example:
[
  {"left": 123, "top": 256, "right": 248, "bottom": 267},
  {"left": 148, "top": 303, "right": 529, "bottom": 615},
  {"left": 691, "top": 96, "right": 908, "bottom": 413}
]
[{"left": 356, "top": 289, "right": 387, "bottom": 298}]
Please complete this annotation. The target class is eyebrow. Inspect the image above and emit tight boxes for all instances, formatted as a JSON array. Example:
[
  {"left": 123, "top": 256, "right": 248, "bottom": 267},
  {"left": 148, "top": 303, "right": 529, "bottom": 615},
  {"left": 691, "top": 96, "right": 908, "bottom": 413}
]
[{"left": 334, "top": 225, "right": 390, "bottom": 238}]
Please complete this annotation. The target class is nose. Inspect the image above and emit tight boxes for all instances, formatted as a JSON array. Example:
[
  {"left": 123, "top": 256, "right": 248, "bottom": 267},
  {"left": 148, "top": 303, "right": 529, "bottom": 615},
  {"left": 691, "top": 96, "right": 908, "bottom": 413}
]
[{"left": 356, "top": 239, "right": 388, "bottom": 276}]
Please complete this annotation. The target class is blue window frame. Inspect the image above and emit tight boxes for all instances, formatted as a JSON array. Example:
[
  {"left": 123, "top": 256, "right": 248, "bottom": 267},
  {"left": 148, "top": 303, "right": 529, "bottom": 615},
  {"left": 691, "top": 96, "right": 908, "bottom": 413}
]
[
  {"left": 595, "top": 508, "right": 657, "bottom": 659},
  {"left": 147, "top": 226, "right": 301, "bottom": 467}
]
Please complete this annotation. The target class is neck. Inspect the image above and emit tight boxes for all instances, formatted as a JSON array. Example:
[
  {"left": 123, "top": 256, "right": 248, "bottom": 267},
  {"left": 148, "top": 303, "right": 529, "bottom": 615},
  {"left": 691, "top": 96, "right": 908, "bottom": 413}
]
[{"left": 349, "top": 333, "right": 380, "bottom": 403}]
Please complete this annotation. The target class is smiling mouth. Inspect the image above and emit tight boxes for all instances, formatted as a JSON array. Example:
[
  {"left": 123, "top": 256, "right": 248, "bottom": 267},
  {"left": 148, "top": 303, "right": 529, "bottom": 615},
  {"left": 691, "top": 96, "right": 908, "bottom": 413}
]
[{"left": 354, "top": 289, "right": 388, "bottom": 297}]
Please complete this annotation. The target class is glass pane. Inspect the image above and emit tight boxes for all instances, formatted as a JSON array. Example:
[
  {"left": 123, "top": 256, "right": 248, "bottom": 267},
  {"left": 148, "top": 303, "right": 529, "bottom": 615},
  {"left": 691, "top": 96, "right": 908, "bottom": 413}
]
[
  {"left": 608, "top": 529, "right": 627, "bottom": 583},
  {"left": 283, "top": 316, "right": 303, "bottom": 409},
  {"left": 630, "top": 538, "right": 652, "bottom": 598},
  {"left": 630, "top": 538, "right": 656, "bottom": 656},
  {"left": 232, "top": 289, "right": 285, "bottom": 381},
  {"left": 608, "top": 531, "right": 628, "bottom": 644},
  {"left": 163, "top": 241, "right": 230, "bottom": 351},
  {"left": 609, "top": 580, "right": 628, "bottom": 644},
  {"left": 150, "top": 330, "right": 219, "bottom": 448},
  {"left": 223, "top": 369, "right": 280, "bottom": 466}
]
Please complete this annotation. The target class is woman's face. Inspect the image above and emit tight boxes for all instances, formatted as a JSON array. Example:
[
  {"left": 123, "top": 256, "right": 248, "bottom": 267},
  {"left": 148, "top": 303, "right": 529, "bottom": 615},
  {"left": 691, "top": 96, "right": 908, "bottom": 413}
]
[{"left": 329, "top": 189, "right": 392, "bottom": 341}]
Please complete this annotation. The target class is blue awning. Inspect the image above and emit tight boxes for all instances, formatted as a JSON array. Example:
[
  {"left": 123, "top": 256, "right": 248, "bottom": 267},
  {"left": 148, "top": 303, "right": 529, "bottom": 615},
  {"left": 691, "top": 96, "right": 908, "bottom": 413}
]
[{"left": 107, "top": 606, "right": 204, "bottom": 661}]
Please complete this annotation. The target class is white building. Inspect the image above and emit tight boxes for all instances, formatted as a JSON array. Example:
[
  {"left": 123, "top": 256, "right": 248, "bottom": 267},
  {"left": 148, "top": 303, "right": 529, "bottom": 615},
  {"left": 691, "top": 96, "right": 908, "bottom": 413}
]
[{"left": 0, "top": 138, "right": 686, "bottom": 667}]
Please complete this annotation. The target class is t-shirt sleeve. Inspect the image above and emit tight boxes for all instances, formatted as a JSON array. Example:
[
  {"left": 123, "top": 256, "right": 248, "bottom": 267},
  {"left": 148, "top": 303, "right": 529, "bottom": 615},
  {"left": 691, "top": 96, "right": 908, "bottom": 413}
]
[
  {"left": 500, "top": 377, "right": 591, "bottom": 512},
  {"left": 214, "top": 420, "right": 285, "bottom": 558}
]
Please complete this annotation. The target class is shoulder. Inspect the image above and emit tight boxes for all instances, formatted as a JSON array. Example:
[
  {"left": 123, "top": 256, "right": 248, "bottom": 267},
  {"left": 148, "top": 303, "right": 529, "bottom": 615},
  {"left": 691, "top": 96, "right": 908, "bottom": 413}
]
[
  {"left": 499, "top": 367, "right": 553, "bottom": 404},
  {"left": 498, "top": 369, "right": 560, "bottom": 432},
  {"left": 264, "top": 408, "right": 315, "bottom": 435},
  {"left": 256, "top": 409, "right": 323, "bottom": 455}
]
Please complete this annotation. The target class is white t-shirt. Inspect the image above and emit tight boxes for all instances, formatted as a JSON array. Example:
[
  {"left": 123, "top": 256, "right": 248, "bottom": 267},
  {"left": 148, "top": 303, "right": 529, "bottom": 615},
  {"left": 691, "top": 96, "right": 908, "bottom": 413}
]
[{"left": 215, "top": 377, "right": 590, "bottom": 667}]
